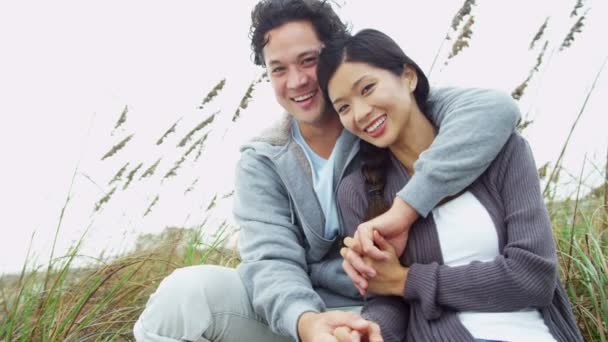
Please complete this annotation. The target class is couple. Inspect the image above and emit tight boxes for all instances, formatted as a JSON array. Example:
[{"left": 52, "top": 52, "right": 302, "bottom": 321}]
[{"left": 134, "top": 0, "right": 582, "bottom": 341}]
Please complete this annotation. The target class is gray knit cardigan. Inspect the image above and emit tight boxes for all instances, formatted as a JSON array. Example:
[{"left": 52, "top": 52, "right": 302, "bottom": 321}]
[{"left": 337, "top": 134, "right": 583, "bottom": 342}]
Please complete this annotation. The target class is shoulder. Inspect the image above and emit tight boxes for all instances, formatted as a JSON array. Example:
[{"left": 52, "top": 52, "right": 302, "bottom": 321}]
[
  {"left": 427, "top": 87, "right": 516, "bottom": 110},
  {"left": 240, "top": 114, "right": 293, "bottom": 150},
  {"left": 338, "top": 168, "right": 368, "bottom": 212},
  {"left": 485, "top": 132, "right": 536, "bottom": 184}
]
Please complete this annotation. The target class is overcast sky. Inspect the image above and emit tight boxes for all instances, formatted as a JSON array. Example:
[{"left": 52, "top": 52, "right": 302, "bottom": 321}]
[{"left": 1, "top": 0, "right": 606, "bottom": 274}]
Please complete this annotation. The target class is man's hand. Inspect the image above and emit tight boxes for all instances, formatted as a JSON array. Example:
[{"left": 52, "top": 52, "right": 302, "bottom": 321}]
[
  {"left": 333, "top": 322, "right": 383, "bottom": 342},
  {"left": 297, "top": 311, "right": 382, "bottom": 342},
  {"left": 356, "top": 197, "right": 418, "bottom": 259}
]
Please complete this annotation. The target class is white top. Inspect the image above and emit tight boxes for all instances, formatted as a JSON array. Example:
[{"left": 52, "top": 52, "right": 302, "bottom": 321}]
[
  {"left": 432, "top": 191, "right": 556, "bottom": 342},
  {"left": 291, "top": 120, "right": 340, "bottom": 239}
]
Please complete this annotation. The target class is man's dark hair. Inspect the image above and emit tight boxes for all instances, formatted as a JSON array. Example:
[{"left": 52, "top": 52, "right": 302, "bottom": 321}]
[{"left": 249, "top": 0, "right": 349, "bottom": 66}]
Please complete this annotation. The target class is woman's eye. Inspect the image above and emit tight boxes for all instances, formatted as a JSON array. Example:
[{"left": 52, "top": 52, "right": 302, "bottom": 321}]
[
  {"left": 336, "top": 104, "right": 349, "bottom": 114},
  {"left": 361, "top": 83, "right": 375, "bottom": 95}
]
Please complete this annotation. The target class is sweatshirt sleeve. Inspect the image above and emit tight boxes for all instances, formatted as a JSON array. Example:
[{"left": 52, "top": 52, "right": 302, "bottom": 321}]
[
  {"left": 397, "top": 87, "right": 521, "bottom": 217},
  {"left": 403, "top": 134, "right": 558, "bottom": 319},
  {"left": 234, "top": 149, "right": 324, "bottom": 340}
]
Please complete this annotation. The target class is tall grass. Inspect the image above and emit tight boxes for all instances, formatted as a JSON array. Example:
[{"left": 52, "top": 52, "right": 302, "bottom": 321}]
[{"left": 0, "top": 227, "right": 238, "bottom": 341}]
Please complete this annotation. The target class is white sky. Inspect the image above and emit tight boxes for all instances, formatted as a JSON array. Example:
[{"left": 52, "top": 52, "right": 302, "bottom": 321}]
[{"left": 1, "top": 0, "right": 607, "bottom": 274}]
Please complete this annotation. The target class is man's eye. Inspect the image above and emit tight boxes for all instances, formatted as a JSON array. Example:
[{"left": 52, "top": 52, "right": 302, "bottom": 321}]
[
  {"left": 302, "top": 57, "right": 318, "bottom": 66},
  {"left": 271, "top": 66, "right": 286, "bottom": 74},
  {"left": 361, "top": 83, "right": 375, "bottom": 95}
]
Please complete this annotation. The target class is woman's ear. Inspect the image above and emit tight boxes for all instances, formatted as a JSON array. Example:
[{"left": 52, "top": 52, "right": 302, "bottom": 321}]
[{"left": 402, "top": 65, "right": 418, "bottom": 92}]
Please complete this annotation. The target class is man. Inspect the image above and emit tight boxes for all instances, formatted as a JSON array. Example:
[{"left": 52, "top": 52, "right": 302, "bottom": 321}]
[{"left": 134, "top": 1, "right": 522, "bottom": 341}]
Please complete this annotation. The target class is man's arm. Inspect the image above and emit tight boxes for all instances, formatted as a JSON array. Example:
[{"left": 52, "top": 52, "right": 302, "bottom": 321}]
[
  {"left": 402, "top": 87, "right": 521, "bottom": 216},
  {"left": 234, "top": 149, "right": 323, "bottom": 340},
  {"left": 356, "top": 87, "right": 521, "bottom": 260}
]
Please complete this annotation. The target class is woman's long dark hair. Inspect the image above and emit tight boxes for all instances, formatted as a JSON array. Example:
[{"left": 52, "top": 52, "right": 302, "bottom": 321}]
[{"left": 318, "top": 29, "right": 431, "bottom": 219}]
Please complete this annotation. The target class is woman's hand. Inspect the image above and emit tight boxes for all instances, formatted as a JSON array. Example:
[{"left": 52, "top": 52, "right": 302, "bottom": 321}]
[
  {"left": 363, "top": 231, "right": 408, "bottom": 296},
  {"left": 341, "top": 231, "right": 408, "bottom": 297},
  {"left": 355, "top": 197, "right": 417, "bottom": 260}
]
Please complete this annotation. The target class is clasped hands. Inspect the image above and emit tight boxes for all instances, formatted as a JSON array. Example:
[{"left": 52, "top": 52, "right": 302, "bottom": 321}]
[{"left": 341, "top": 197, "right": 417, "bottom": 296}]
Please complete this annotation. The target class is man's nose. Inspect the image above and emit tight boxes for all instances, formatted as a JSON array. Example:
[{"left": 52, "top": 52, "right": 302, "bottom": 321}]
[{"left": 286, "top": 67, "right": 308, "bottom": 89}]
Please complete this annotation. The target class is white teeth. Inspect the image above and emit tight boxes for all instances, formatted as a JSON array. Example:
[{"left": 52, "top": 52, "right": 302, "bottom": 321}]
[
  {"left": 293, "top": 91, "right": 315, "bottom": 102},
  {"left": 365, "top": 116, "right": 386, "bottom": 133}
]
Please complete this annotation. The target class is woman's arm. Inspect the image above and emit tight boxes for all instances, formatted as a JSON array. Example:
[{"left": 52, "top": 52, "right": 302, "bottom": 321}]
[{"left": 402, "top": 134, "right": 558, "bottom": 320}]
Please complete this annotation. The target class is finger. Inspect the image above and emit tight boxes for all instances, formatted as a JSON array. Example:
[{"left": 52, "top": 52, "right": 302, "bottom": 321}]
[
  {"left": 368, "top": 322, "right": 383, "bottom": 342},
  {"left": 333, "top": 326, "right": 352, "bottom": 342},
  {"left": 343, "top": 236, "right": 362, "bottom": 254},
  {"left": 342, "top": 247, "right": 376, "bottom": 278},
  {"left": 358, "top": 225, "right": 387, "bottom": 261},
  {"left": 342, "top": 258, "right": 369, "bottom": 291},
  {"left": 373, "top": 230, "right": 395, "bottom": 255},
  {"left": 350, "top": 330, "right": 361, "bottom": 342}
]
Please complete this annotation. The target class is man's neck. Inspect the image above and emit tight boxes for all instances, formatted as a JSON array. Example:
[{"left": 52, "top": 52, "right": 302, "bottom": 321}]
[{"left": 297, "top": 115, "right": 343, "bottom": 159}]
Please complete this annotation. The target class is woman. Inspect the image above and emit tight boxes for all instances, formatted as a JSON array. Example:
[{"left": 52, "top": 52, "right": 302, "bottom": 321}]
[{"left": 317, "top": 29, "right": 582, "bottom": 342}]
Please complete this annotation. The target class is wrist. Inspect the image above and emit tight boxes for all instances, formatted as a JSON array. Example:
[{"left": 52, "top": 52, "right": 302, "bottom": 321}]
[
  {"left": 393, "top": 197, "right": 419, "bottom": 228},
  {"left": 391, "top": 266, "right": 408, "bottom": 296},
  {"left": 297, "top": 311, "right": 318, "bottom": 341}
]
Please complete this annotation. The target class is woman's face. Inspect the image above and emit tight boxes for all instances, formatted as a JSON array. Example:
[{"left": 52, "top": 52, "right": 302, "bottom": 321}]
[{"left": 328, "top": 61, "right": 418, "bottom": 148}]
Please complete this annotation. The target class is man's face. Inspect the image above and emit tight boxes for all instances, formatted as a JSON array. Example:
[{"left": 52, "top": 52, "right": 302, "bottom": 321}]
[{"left": 262, "top": 20, "right": 327, "bottom": 125}]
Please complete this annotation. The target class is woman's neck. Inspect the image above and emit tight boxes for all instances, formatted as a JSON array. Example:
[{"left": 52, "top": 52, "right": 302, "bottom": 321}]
[{"left": 389, "top": 108, "right": 436, "bottom": 174}]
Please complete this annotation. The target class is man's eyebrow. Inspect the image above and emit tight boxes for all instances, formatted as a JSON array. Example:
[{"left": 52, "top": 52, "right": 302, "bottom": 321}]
[
  {"left": 267, "top": 49, "right": 320, "bottom": 66},
  {"left": 332, "top": 75, "right": 366, "bottom": 105}
]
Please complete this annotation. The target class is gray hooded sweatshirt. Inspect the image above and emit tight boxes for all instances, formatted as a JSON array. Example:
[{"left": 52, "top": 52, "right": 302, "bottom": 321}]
[{"left": 234, "top": 87, "right": 521, "bottom": 341}]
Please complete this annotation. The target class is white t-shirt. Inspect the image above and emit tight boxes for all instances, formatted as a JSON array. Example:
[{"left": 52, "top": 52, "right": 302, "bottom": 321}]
[
  {"left": 432, "top": 191, "right": 556, "bottom": 342},
  {"left": 291, "top": 120, "right": 340, "bottom": 239}
]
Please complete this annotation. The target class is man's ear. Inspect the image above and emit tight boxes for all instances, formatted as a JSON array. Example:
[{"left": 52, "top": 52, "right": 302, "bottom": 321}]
[{"left": 402, "top": 65, "right": 418, "bottom": 92}]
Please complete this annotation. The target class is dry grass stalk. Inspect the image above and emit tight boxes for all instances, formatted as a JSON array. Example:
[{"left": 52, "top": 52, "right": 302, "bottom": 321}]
[
  {"left": 177, "top": 112, "right": 217, "bottom": 148},
  {"left": 206, "top": 195, "right": 217, "bottom": 211},
  {"left": 143, "top": 195, "right": 159, "bottom": 217},
  {"left": 233, "top": 73, "right": 267, "bottom": 122},
  {"left": 156, "top": 118, "right": 181, "bottom": 146},
  {"left": 123, "top": 163, "right": 143, "bottom": 190},
  {"left": 198, "top": 79, "right": 226, "bottom": 110},
  {"left": 184, "top": 178, "right": 198, "bottom": 194},
  {"left": 570, "top": 0, "right": 584, "bottom": 17},
  {"left": 140, "top": 159, "right": 161, "bottom": 180},
  {"left": 560, "top": 12, "right": 587, "bottom": 52},
  {"left": 163, "top": 156, "right": 186, "bottom": 180},
  {"left": 512, "top": 41, "right": 549, "bottom": 101},
  {"left": 565, "top": 157, "right": 586, "bottom": 285},
  {"left": 450, "top": 0, "right": 476, "bottom": 31},
  {"left": 194, "top": 134, "right": 208, "bottom": 162},
  {"left": 101, "top": 134, "right": 134, "bottom": 161},
  {"left": 428, "top": 0, "right": 476, "bottom": 78},
  {"left": 529, "top": 17, "right": 549, "bottom": 50},
  {"left": 602, "top": 147, "right": 608, "bottom": 230},
  {"left": 184, "top": 134, "right": 208, "bottom": 158},
  {"left": 108, "top": 162, "right": 130, "bottom": 185},
  {"left": 113, "top": 106, "right": 128, "bottom": 132},
  {"left": 543, "top": 55, "right": 608, "bottom": 197},
  {"left": 447, "top": 15, "right": 475, "bottom": 61},
  {"left": 95, "top": 187, "right": 117, "bottom": 212}
]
